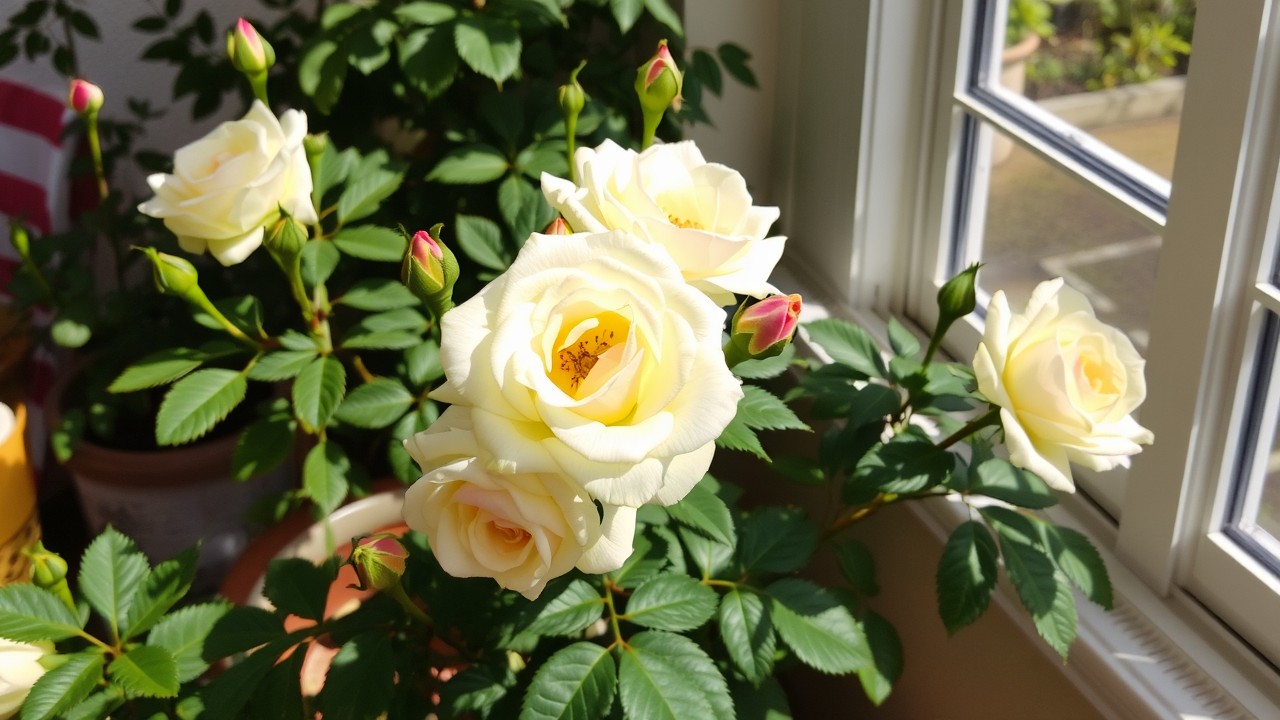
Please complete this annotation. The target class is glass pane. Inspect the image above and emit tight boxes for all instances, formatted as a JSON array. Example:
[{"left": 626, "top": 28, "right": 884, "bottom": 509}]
[
  {"left": 996, "top": 0, "right": 1196, "bottom": 181},
  {"left": 1232, "top": 316, "right": 1280, "bottom": 544},
  {"left": 962, "top": 118, "right": 1158, "bottom": 351}
]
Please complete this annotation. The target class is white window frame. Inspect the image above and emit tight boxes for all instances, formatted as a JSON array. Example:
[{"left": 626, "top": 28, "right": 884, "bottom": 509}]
[{"left": 761, "top": 0, "right": 1280, "bottom": 714}]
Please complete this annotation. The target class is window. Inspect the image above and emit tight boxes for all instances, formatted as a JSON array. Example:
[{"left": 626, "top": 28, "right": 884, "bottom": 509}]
[{"left": 764, "top": 0, "right": 1280, "bottom": 701}]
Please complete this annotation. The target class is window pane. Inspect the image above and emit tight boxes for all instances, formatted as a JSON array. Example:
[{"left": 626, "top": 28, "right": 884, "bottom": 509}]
[
  {"left": 1229, "top": 314, "right": 1280, "bottom": 554},
  {"left": 958, "top": 117, "right": 1158, "bottom": 351},
  {"left": 996, "top": 0, "right": 1195, "bottom": 182}
]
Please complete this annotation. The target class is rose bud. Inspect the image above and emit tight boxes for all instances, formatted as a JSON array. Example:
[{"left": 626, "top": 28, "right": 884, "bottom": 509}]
[
  {"left": 263, "top": 214, "right": 309, "bottom": 272},
  {"left": 67, "top": 79, "right": 104, "bottom": 115},
  {"left": 349, "top": 534, "right": 409, "bottom": 592},
  {"left": 635, "top": 40, "right": 683, "bottom": 147},
  {"left": 140, "top": 247, "right": 200, "bottom": 298},
  {"left": 726, "top": 293, "right": 803, "bottom": 366},
  {"left": 543, "top": 217, "right": 572, "bottom": 235},
  {"left": 226, "top": 18, "right": 275, "bottom": 75},
  {"left": 402, "top": 224, "right": 459, "bottom": 318},
  {"left": 925, "top": 262, "right": 982, "bottom": 363}
]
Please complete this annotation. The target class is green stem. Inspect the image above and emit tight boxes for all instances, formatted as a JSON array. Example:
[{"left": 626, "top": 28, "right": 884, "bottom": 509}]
[
  {"left": 922, "top": 332, "right": 942, "bottom": 367},
  {"left": 603, "top": 582, "right": 626, "bottom": 649},
  {"left": 386, "top": 583, "right": 433, "bottom": 629},
  {"left": 74, "top": 629, "right": 116, "bottom": 656},
  {"left": 191, "top": 293, "right": 261, "bottom": 349},
  {"left": 936, "top": 407, "right": 1002, "bottom": 451},
  {"left": 565, "top": 113, "right": 578, "bottom": 184},
  {"left": 249, "top": 71, "right": 270, "bottom": 106},
  {"left": 640, "top": 112, "right": 660, "bottom": 150},
  {"left": 84, "top": 111, "right": 108, "bottom": 203}
]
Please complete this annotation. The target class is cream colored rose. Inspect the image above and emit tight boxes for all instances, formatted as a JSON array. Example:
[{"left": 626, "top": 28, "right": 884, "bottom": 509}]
[
  {"left": 973, "top": 278, "right": 1154, "bottom": 492},
  {"left": 0, "top": 638, "right": 51, "bottom": 720},
  {"left": 138, "top": 100, "right": 318, "bottom": 266},
  {"left": 541, "top": 139, "right": 785, "bottom": 305},
  {"left": 430, "top": 230, "right": 742, "bottom": 508},
  {"left": 402, "top": 407, "right": 636, "bottom": 599}
]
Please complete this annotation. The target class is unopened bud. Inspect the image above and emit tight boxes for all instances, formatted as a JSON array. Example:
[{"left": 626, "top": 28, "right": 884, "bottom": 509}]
[
  {"left": 635, "top": 40, "right": 682, "bottom": 115},
  {"left": 349, "top": 534, "right": 409, "bottom": 592},
  {"left": 68, "top": 79, "right": 104, "bottom": 115},
  {"left": 936, "top": 263, "right": 981, "bottom": 327},
  {"left": 140, "top": 247, "right": 201, "bottom": 299},
  {"left": 226, "top": 18, "right": 275, "bottom": 75},
  {"left": 26, "top": 542, "right": 68, "bottom": 589},
  {"left": 264, "top": 213, "right": 308, "bottom": 271},
  {"left": 544, "top": 217, "right": 571, "bottom": 235},
  {"left": 726, "top": 293, "right": 802, "bottom": 366},
  {"left": 402, "top": 224, "right": 458, "bottom": 318},
  {"left": 558, "top": 61, "right": 587, "bottom": 122}
]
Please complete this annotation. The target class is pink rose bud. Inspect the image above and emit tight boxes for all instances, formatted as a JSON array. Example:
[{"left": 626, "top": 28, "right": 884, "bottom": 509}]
[
  {"left": 402, "top": 224, "right": 459, "bottom": 318},
  {"left": 226, "top": 18, "right": 275, "bottom": 75},
  {"left": 349, "top": 534, "right": 409, "bottom": 592},
  {"left": 543, "top": 217, "right": 571, "bottom": 235},
  {"left": 67, "top": 79, "right": 103, "bottom": 115},
  {"left": 635, "top": 39, "right": 682, "bottom": 113},
  {"left": 726, "top": 294, "right": 803, "bottom": 366}
]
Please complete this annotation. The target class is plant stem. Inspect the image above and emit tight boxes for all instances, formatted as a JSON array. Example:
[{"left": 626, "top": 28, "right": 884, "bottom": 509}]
[
  {"left": 603, "top": 581, "right": 627, "bottom": 649},
  {"left": 640, "top": 113, "right": 659, "bottom": 150},
  {"left": 922, "top": 332, "right": 942, "bottom": 367},
  {"left": 936, "top": 407, "right": 1002, "bottom": 450},
  {"left": 822, "top": 493, "right": 890, "bottom": 540},
  {"left": 249, "top": 72, "right": 270, "bottom": 106}
]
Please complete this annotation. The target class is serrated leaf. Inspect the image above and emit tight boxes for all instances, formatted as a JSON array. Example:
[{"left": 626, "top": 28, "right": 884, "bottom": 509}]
[
  {"left": 803, "top": 318, "right": 887, "bottom": 378},
  {"left": 525, "top": 579, "right": 604, "bottom": 637},
  {"left": 247, "top": 350, "right": 317, "bottom": 382},
  {"left": 262, "top": 558, "right": 334, "bottom": 622},
  {"left": 1034, "top": 572, "right": 1078, "bottom": 660},
  {"left": 313, "top": 143, "right": 358, "bottom": 207},
  {"left": 664, "top": 479, "right": 734, "bottom": 545},
  {"left": 303, "top": 441, "right": 351, "bottom": 516},
  {"left": 337, "top": 152, "right": 404, "bottom": 224},
  {"left": 148, "top": 602, "right": 230, "bottom": 682},
  {"left": 768, "top": 579, "right": 870, "bottom": 674},
  {"left": 617, "top": 635, "right": 712, "bottom": 720},
  {"left": 987, "top": 510, "right": 1058, "bottom": 618},
  {"left": 0, "top": 585, "right": 82, "bottom": 642},
  {"left": 608, "top": 534, "right": 667, "bottom": 590},
  {"left": 202, "top": 606, "right": 285, "bottom": 660},
  {"left": 852, "top": 434, "right": 951, "bottom": 495},
  {"left": 427, "top": 144, "right": 509, "bottom": 184},
  {"left": 196, "top": 638, "right": 289, "bottom": 720},
  {"left": 405, "top": 338, "right": 444, "bottom": 389},
  {"left": 20, "top": 652, "right": 103, "bottom": 720},
  {"left": 155, "top": 369, "right": 247, "bottom": 446},
  {"left": 337, "top": 279, "right": 418, "bottom": 311},
  {"left": 678, "top": 526, "right": 734, "bottom": 579},
  {"left": 334, "top": 378, "right": 414, "bottom": 429},
  {"left": 399, "top": 26, "right": 458, "bottom": 99},
  {"left": 936, "top": 521, "right": 998, "bottom": 635},
  {"left": 455, "top": 214, "right": 510, "bottom": 270},
  {"left": 735, "top": 385, "right": 809, "bottom": 432},
  {"left": 731, "top": 344, "right": 796, "bottom": 380},
  {"left": 738, "top": 507, "right": 817, "bottom": 576},
  {"left": 79, "top": 529, "right": 149, "bottom": 639},
  {"left": 857, "top": 611, "right": 902, "bottom": 706},
  {"left": 333, "top": 225, "right": 406, "bottom": 261},
  {"left": 498, "top": 174, "right": 553, "bottom": 240},
  {"left": 624, "top": 575, "right": 717, "bottom": 632},
  {"left": 715, "top": 414, "right": 767, "bottom": 460},
  {"left": 315, "top": 632, "right": 395, "bottom": 720},
  {"left": 293, "top": 356, "right": 346, "bottom": 433},
  {"left": 454, "top": 15, "right": 521, "bottom": 84},
  {"left": 1041, "top": 525, "right": 1113, "bottom": 609},
  {"left": 626, "top": 632, "right": 732, "bottom": 720},
  {"left": 109, "top": 646, "right": 178, "bottom": 698},
  {"left": 520, "top": 642, "right": 616, "bottom": 720},
  {"left": 108, "top": 347, "right": 206, "bottom": 393},
  {"left": 395, "top": 1, "right": 457, "bottom": 25},
  {"left": 123, "top": 547, "right": 198, "bottom": 637},
  {"left": 718, "top": 589, "right": 775, "bottom": 685},
  {"left": 232, "top": 414, "right": 296, "bottom": 481},
  {"left": 970, "top": 457, "right": 1057, "bottom": 509},
  {"left": 299, "top": 237, "right": 338, "bottom": 285},
  {"left": 833, "top": 539, "right": 879, "bottom": 598}
]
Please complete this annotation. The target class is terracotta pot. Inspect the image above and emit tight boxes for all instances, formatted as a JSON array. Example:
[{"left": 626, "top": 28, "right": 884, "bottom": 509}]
[{"left": 44, "top": 365, "right": 292, "bottom": 591}]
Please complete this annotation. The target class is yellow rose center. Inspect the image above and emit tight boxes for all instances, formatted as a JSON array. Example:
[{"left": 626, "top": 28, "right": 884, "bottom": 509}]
[
  {"left": 667, "top": 213, "right": 703, "bottom": 229},
  {"left": 658, "top": 190, "right": 706, "bottom": 230},
  {"left": 549, "top": 310, "right": 632, "bottom": 398},
  {"left": 491, "top": 520, "right": 531, "bottom": 546}
]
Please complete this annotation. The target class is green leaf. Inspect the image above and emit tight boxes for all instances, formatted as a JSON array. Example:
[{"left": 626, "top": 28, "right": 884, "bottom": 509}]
[
  {"left": 718, "top": 589, "right": 775, "bottom": 685},
  {"left": 79, "top": 528, "right": 149, "bottom": 638},
  {"left": 498, "top": 174, "right": 555, "bottom": 240},
  {"left": 62, "top": 688, "right": 125, "bottom": 720},
  {"left": 609, "top": 0, "right": 643, "bottom": 32},
  {"left": 0, "top": 584, "right": 83, "bottom": 641},
  {"left": 520, "top": 642, "right": 616, "bottom": 720},
  {"left": 202, "top": 606, "right": 285, "bottom": 660},
  {"left": 192, "top": 296, "right": 264, "bottom": 337},
  {"left": 405, "top": 338, "right": 444, "bottom": 389},
  {"left": 768, "top": 579, "right": 871, "bottom": 674},
  {"left": 886, "top": 317, "right": 921, "bottom": 358},
  {"left": 246, "top": 350, "right": 316, "bottom": 382},
  {"left": 768, "top": 455, "right": 825, "bottom": 485},
  {"left": 617, "top": 634, "right": 713, "bottom": 720},
  {"left": 355, "top": 308, "right": 428, "bottom": 332},
  {"left": 718, "top": 43, "right": 758, "bottom": 87},
  {"left": 262, "top": 558, "right": 334, "bottom": 623},
  {"left": 395, "top": 2, "right": 458, "bottom": 25},
  {"left": 969, "top": 457, "right": 1058, "bottom": 509},
  {"left": 427, "top": 144, "right": 509, "bottom": 184},
  {"left": 293, "top": 356, "right": 346, "bottom": 433},
  {"left": 525, "top": 579, "right": 604, "bottom": 637},
  {"left": 300, "top": 241, "right": 340, "bottom": 290},
  {"left": 148, "top": 602, "right": 230, "bottom": 682},
  {"left": 833, "top": 539, "right": 879, "bottom": 598},
  {"left": 1041, "top": 525, "right": 1113, "bottom": 609},
  {"left": 735, "top": 385, "right": 809, "bottom": 432},
  {"left": 232, "top": 414, "right": 296, "bottom": 481},
  {"left": 196, "top": 638, "right": 289, "bottom": 719},
  {"left": 678, "top": 525, "right": 734, "bottom": 579},
  {"left": 337, "top": 279, "right": 418, "bottom": 311},
  {"left": 299, "top": 38, "right": 347, "bottom": 114},
  {"left": 852, "top": 434, "right": 951, "bottom": 494},
  {"left": 303, "top": 442, "right": 351, "bottom": 516},
  {"left": 313, "top": 143, "right": 358, "bottom": 207},
  {"left": 857, "top": 611, "right": 903, "bottom": 706},
  {"left": 399, "top": 26, "right": 458, "bottom": 99},
  {"left": 689, "top": 49, "right": 722, "bottom": 95},
  {"left": 315, "top": 633, "right": 395, "bottom": 720},
  {"left": 515, "top": 139, "right": 569, "bottom": 180},
  {"left": 624, "top": 575, "right": 717, "bottom": 632},
  {"left": 20, "top": 652, "right": 103, "bottom": 720},
  {"left": 246, "top": 642, "right": 306, "bottom": 718},
  {"left": 455, "top": 214, "right": 510, "bottom": 270},
  {"left": 729, "top": 677, "right": 792, "bottom": 720},
  {"left": 341, "top": 329, "right": 424, "bottom": 351},
  {"left": 936, "top": 521, "right": 999, "bottom": 635},
  {"left": 731, "top": 344, "right": 796, "bottom": 380},
  {"left": 984, "top": 508, "right": 1058, "bottom": 617},
  {"left": 336, "top": 150, "right": 404, "bottom": 225},
  {"left": 335, "top": 378, "right": 414, "bottom": 429},
  {"left": 155, "top": 369, "right": 247, "bottom": 446},
  {"left": 738, "top": 507, "right": 817, "bottom": 576},
  {"left": 454, "top": 15, "right": 521, "bottom": 84},
  {"left": 333, "top": 225, "right": 407, "bottom": 261},
  {"left": 1034, "top": 572, "right": 1079, "bottom": 661},
  {"left": 643, "top": 0, "right": 683, "bottom": 34},
  {"left": 803, "top": 318, "right": 887, "bottom": 378},
  {"left": 108, "top": 645, "right": 179, "bottom": 698},
  {"left": 347, "top": 17, "right": 397, "bottom": 75},
  {"left": 123, "top": 546, "right": 199, "bottom": 637},
  {"left": 608, "top": 534, "right": 667, "bottom": 590},
  {"left": 715, "top": 414, "right": 768, "bottom": 460},
  {"left": 664, "top": 479, "right": 735, "bottom": 545},
  {"left": 625, "top": 632, "right": 733, "bottom": 720},
  {"left": 108, "top": 347, "right": 208, "bottom": 393}
]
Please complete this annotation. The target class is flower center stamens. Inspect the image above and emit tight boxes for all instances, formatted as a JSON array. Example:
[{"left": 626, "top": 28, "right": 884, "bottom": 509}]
[{"left": 558, "top": 330, "right": 615, "bottom": 389}]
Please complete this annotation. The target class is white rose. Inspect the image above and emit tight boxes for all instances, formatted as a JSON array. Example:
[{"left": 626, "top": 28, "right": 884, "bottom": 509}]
[
  {"left": 430, "top": 230, "right": 743, "bottom": 508},
  {"left": 0, "top": 638, "right": 51, "bottom": 720},
  {"left": 402, "top": 407, "right": 636, "bottom": 599},
  {"left": 973, "top": 278, "right": 1154, "bottom": 492},
  {"left": 138, "top": 100, "right": 318, "bottom": 266},
  {"left": 541, "top": 139, "right": 785, "bottom": 305}
]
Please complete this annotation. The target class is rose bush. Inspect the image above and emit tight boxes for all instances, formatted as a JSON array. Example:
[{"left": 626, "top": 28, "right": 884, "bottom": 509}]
[
  {"left": 138, "top": 100, "right": 317, "bottom": 266},
  {"left": 974, "top": 277, "right": 1154, "bottom": 491},
  {"left": 429, "top": 229, "right": 743, "bottom": 508},
  {"left": 0, "top": 638, "right": 50, "bottom": 720},
  {"left": 403, "top": 407, "right": 635, "bottom": 599},
  {"left": 540, "top": 140, "right": 785, "bottom": 305}
]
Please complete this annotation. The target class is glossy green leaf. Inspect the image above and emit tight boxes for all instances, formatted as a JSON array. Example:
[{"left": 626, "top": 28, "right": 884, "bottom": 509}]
[
  {"left": 333, "top": 225, "right": 407, "bottom": 261},
  {"left": 427, "top": 144, "right": 509, "bottom": 184},
  {"left": 315, "top": 633, "right": 395, "bottom": 720},
  {"left": 108, "top": 347, "right": 208, "bottom": 393},
  {"left": 399, "top": 26, "right": 458, "bottom": 99},
  {"left": 155, "top": 369, "right": 247, "bottom": 445},
  {"left": 108, "top": 646, "right": 179, "bottom": 698},
  {"left": 857, "top": 610, "right": 902, "bottom": 706},
  {"left": 293, "top": 356, "right": 346, "bottom": 433},
  {"left": 337, "top": 152, "right": 405, "bottom": 224},
  {"left": 79, "top": 528, "right": 149, "bottom": 638},
  {"left": 803, "top": 318, "right": 887, "bottom": 378},
  {"left": 202, "top": 606, "right": 285, "bottom": 660},
  {"left": 767, "top": 579, "right": 871, "bottom": 675},
  {"left": 303, "top": 441, "right": 351, "bottom": 516},
  {"left": 624, "top": 632, "right": 732, "bottom": 720},
  {"left": 454, "top": 15, "right": 521, "bottom": 84},
  {"left": 19, "top": 652, "right": 103, "bottom": 720},
  {"left": 1041, "top": 525, "right": 1113, "bottom": 609},
  {"left": 455, "top": 214, "right": 510, "bottom": 270},
  {"left": 718, "top": 588, "right": 775, "bottom": 685},
  {"left": 738, "top": 507, "right": 817, "bottom": 576},
  {"left": 969, "top": 457, "right": 1057, "bottom": 509},
  {"left": 123, "top": 546, "right": 199, "bottom": 637},
  {"left": 395, "top": 2, "right": 457, "bottom": 25},
  {"left": 520, "top": 642, "right": 616, "bottom": 720},
  {"left": 147, "top": 602, "right": 230, "bottom": 682},
  {"left": 0, "top": 584, "right": 83, "bottom": 642},
  {"left": 247, "top": 350, "right": 317, "bottom": 382},
  {"left": 335, "top": 378, "right": 414, "bottom": 429},
  {"left": 337, "top": 279, "right": 418, "bottom": 311},
  {"left": 664, "top": 479, "right": 735, "bottom": 545},
  {"left": 525, "top": 579, "right": 604, "bottom": 637},
  {"left": 936, "top": 521, "right": 999, "bottom": 635},
  {"left": 232, "top": 414, "right": 296, "bottom": 481},
  {"left": 262, "top": 558, "right": 335, "bottom": 623},
  {"left": 624, "top": 575, "right": 717, "bottom": 632}
]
